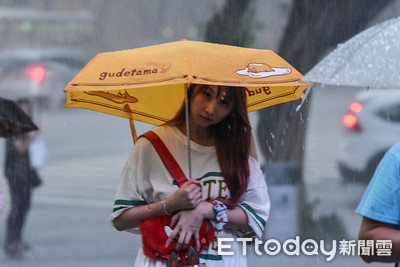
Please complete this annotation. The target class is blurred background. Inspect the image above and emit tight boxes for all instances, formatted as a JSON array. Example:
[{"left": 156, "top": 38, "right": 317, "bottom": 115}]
[{"left": 0, "top": 0, "right": 400, "bottom": 266}]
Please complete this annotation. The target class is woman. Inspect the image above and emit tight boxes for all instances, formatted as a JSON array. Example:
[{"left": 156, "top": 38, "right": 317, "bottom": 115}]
[
  {"left": 111, "top": 84, "right": 270, "bottom": 266},
  {"left": 4, "top": 98, "right": 37, "bottom": 257}
]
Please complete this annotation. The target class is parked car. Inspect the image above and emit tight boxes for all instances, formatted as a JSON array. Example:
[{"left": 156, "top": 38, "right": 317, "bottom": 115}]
[
  {"left": 0, "top": 48, "right": 87, "bottom": 110},
  {"left": 338, "top": 89, "right": 400, "bottom": 183}
]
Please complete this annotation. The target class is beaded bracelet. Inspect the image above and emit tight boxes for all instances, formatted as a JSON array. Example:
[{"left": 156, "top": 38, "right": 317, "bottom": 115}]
[{"left": 210, "top": 200, "right": 228, "bottom": 232}]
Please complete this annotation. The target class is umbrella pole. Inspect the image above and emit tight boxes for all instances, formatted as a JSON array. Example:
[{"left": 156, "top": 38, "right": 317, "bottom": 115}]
[{"left": 184, "top": 84, "right": 192, "bottom": 178}]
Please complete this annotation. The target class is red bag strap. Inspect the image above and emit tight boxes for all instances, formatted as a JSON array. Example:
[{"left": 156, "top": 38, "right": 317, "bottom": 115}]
[{"left": 141, "top": 131, "right": 188, "bottom": 187}]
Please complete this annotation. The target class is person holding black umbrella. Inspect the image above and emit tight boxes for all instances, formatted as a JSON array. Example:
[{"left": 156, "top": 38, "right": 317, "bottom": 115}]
[{"left": 3, "top": 98, "right": 39, "bottom": 258}]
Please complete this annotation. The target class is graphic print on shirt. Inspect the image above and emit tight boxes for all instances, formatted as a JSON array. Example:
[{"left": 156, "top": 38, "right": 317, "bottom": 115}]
[{"left": 173, "top": 171, "right": 231, "bottom": 201}]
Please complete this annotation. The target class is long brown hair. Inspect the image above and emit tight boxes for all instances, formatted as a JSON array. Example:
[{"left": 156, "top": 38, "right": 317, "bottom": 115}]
[{"left": 168, "top": 84, "right": 251, "bottom": 208}]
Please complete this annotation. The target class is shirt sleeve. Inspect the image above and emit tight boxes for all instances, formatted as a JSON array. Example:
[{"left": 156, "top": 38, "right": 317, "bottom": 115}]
[
  {"left": 109, "top": 137, "right": 153, "bottom": 233},
  {"left": 238, "top": 157, "right": 271, "bottom": 239},
  {"left": 356, "top": 148, "right": 400, "bottom": 225}
]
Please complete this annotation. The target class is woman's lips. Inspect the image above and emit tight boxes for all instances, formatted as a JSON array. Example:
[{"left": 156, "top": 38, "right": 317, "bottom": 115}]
[{"left": 200, "top": 115, "right": 212, "bottom": 123}]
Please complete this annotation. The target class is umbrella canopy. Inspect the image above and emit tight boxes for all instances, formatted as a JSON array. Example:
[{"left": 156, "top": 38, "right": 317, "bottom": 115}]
[
  {"left": 0, "top": 97, "right": 38, "bottom": 138},
  {"left": 303, "top": 16, "right": 400, "bottom": 89},
  {"left": 64, "top": 40, "right": 310, "bottom": 126}
]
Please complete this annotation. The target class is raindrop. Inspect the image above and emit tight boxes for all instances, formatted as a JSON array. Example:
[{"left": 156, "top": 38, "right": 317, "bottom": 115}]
[
  {"left": 265, "top": 140, "right": 272, "bottom": 153},
  {"left": 270, "top": 132, "right": 275, "bottom": 139},
  {"left": 186, "top": 26, "right": 198, "bottom": 39},
  {"left": 63, "top": 111, "right": 68, "bottom": 128},
  {"left": 162, "top": 26, "right": 174, "bottom": 39},
  {"left": 299, "top": 113, "right": 304, "bottom": 124}
]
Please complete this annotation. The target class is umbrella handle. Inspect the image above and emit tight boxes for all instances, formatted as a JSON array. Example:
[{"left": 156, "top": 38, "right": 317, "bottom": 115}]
[{"left": 129, "top": 119, "right": 138, "bottom": 144}]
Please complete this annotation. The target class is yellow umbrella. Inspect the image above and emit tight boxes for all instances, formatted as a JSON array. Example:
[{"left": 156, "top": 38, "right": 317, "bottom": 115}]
[{"left": 64, "top": 40, "right": 310, "bottom": 142}]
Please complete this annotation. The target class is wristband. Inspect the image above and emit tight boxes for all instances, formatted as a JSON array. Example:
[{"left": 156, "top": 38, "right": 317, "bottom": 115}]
[
  {"left": 162, "top": 199, "right": 171, "bottom": 216},
  {"left": 210, "top": 200, "right": 228, "bottom": 232}
]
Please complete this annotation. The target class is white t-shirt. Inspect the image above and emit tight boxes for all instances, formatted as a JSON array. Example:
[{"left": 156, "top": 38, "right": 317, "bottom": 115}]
[{"left": 111, "top": 125, "right": 270, "bottom": 267}]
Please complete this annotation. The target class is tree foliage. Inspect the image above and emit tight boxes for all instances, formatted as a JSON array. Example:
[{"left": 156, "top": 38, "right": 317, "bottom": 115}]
[
  {"left": 203, "top": 0, "right": 396, "bottom": 177},
  {"left": 258, "top": 0, "right": 396, "bottom": 175},
  {"left": 204, "top": 0, "right": 255, "bottom": 47}
]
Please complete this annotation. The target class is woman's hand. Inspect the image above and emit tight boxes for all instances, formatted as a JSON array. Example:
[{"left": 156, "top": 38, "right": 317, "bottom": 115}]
[
  {"left": 167, "top": 178, "right": 202, "bottom": 213},
  {"left": 113, "top": 179, "right": 202, "bottom": 231},
  {"left": 165, "top": 201, "right": 214, "bottom": 250}
]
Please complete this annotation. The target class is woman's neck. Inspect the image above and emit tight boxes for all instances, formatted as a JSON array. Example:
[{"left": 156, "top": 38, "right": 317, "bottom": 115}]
[{"left": 176, "top": 123, "right": 214, "bottom": 146}]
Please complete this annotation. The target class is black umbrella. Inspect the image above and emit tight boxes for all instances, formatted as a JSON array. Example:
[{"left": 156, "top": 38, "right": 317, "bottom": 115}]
[{"left": 0, "top": 97, "right": 38, "bottom": 138}]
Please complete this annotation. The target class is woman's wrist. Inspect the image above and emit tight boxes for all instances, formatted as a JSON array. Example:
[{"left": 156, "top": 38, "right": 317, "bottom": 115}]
[{"left": 195, "top": 201, "right": 215, "bottom": 220}]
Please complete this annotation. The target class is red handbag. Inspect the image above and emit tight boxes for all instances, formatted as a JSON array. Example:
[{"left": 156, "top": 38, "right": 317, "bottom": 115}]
[{"left": 139, "top": 131, "right": 215, "bottom": 263}]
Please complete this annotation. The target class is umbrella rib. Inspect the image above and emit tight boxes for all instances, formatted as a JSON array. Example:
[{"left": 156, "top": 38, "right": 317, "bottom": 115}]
[
  {"left": 69, "top": 98, "right": 169, "bottom": 123},
  {"left": 193, "top": 76, "right": 302, "bottom": 85},
  {"left": 70, "top": 77, "right": 303, "bottom": 88}
]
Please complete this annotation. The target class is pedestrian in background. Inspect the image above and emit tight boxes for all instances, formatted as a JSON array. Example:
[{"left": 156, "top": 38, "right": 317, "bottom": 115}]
[
  {"left": 356, "top": 141, "right": 400, "bottom": 266},
  {"left": 3, "top": 98, "right": 40, "bottom": 257}
]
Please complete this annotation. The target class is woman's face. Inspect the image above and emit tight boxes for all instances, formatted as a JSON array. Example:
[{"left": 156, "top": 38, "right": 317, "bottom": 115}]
[{"left": 190, "top": 85, "right": 234, "bottom": 128}]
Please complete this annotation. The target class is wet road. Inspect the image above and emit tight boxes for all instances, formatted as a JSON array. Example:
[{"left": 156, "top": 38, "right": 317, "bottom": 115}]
[{"left": 0, "top": 109, "right": 143, "bottom": 266}]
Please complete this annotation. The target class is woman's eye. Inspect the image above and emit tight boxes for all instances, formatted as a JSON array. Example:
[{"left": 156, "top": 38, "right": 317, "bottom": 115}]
[
  {"left": 221, "top": 99, "right": 230, "bottom": 106},
  {"left": 203, "top": 91, "right": 212, "bottom": 98}
]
